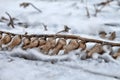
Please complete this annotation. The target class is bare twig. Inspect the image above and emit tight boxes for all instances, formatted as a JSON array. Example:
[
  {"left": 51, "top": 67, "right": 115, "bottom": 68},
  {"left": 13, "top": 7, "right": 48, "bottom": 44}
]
[
  {"left": 5, "top": 12, "right": 15, "bottom": 28},
  {"left": 94, "top": 0, "right": 114, "bottom": 17},
  {"left": 57, "top": 25, "right": 71, "bottom": 34},
  {"left": 20, "top": 2, "right": 42, "bottom": 13},
  {"left": 85, "top": 0, "right": 90, "bottom": 18},
  {"left": 85, "top": 6, "right": 90, "bottom": 18},
  {"left": 41, "top": 23, "right": 48, "bottom": 31}
]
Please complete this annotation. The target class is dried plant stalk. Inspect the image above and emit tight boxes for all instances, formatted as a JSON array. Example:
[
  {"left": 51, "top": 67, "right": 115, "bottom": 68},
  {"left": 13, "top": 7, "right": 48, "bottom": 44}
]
[
  {"left": 20, "top": 2, "right": 42, "bottom": 13},
  {"left": 85, "top": 5, "right": 90, "bottom": 18},
  {"left": 57, "top": 25, "right": 71, "bottom": 34},
  {"left": 0, "top": 30, "right": 120, "bottom": 46},
  {"left": 5, "top": 12, "right": 15, "bottom": 28}
]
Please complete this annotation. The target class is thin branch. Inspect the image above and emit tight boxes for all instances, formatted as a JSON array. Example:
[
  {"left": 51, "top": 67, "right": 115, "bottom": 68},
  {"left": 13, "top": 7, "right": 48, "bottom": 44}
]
[
  {"left": 5, "top": 12, "right": 15, "bottom": 28},
  {"left": 57, "top": 25, "right": 71, "bottom": 34},
  {"left": 30, "top": 3, "right": 42, "bottom": 13},
  {"left": 41, "top": 23, "right": 48, "bottom": 31},
  {"left": 20, "top": 2, "right": 42, "bottom": 13},
  {"left": 85, "top": 6, "right": 90, "bottom": 18}
]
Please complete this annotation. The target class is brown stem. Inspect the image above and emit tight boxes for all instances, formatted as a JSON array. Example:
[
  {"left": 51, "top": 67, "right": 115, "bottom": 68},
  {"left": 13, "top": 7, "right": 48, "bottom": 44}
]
[
  {"left": 5, "top": 12, "right": 15, "bottom": 28},
  {"left": 30, "top": 3, "right": 42, "bottom": 13}
]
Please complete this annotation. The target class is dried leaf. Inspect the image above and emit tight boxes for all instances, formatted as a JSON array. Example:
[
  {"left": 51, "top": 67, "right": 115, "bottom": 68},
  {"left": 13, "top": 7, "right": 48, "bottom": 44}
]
[{"left": 57, "top": 25, "right": 71, "bottom": 34}]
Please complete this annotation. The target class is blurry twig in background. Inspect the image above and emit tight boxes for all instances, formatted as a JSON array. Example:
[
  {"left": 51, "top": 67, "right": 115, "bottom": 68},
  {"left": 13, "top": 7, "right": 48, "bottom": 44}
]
[
  {"left": 20, "top": 2, "right": 42, "bottom": 13},
  {"left": 41, "top": 23, "right": 48, "bottom": 31},
  {"left": 57, "top": 25, "right": 71, "bottom": 34},
  {"left": 5, "top": 12, "right": 15, "bottom": 28},
  {"left": 94, "top": 0, "right": 114, "bottom": 17},
  {"left": 85, "top": 0, "right": 90, "bottom": 18}
]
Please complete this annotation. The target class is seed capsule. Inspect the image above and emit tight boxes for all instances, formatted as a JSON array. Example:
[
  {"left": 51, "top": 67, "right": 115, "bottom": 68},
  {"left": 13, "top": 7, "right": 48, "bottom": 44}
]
[
  {"left": 51, "top": 38, "right": 66, "bottom": 55},
  {"left": 64, "top": 39, "right": 79, "bottom": 54}
]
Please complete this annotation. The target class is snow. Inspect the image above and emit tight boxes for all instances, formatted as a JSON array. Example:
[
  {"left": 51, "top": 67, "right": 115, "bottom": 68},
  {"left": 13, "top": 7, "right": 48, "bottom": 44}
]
[{"left": 0, "top": 0, "right": 120, "bottom": 80}]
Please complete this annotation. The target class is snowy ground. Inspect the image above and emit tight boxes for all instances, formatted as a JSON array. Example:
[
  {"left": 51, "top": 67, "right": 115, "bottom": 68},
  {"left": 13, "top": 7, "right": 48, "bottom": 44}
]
[{"left": 0, "top": 0, "right": 120, "bottom": 80}]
